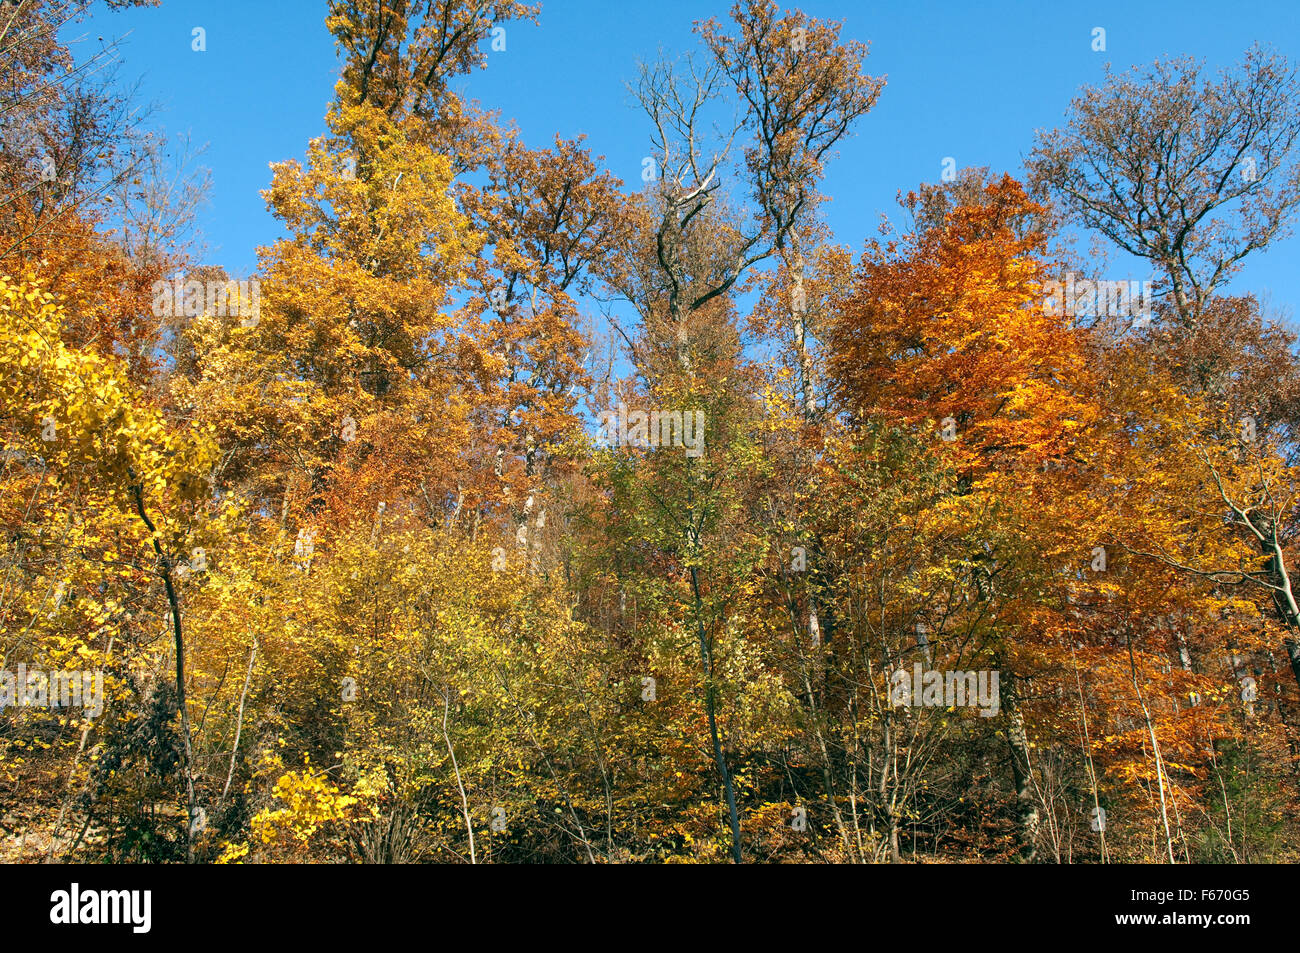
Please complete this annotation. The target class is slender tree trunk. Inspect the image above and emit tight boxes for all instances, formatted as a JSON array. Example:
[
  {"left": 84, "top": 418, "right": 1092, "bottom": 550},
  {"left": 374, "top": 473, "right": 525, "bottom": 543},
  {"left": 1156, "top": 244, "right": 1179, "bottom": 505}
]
[
  {"left": 222, "top": 635, "right": 257, "bottom": 802},
  {"left": 1126, "top": 634, "right": 1177, "bottom": 863},
  {"left": 1071, "top": 648, "right": 1108, "bottom": 863},
  {"left": 1236, "top": 512, "right": 1300, "bottom": 692},
  {"left": 1003, "top": 676, "right": 1039, "bottom": 863},
  {"left": 690, "top": 563, "right": 742, "bottom": 863},
  {"left": 785, "top": 237, "right": 816, "bottom": 420},
  {"left": 878, "top": 688, "right": 903, "bottom": 863},
  {"left": 442, "top": 690, "right": 476, "bottom": 865},
  {"left": 130, "top": 479, "right": 198, "bottom": 863}
]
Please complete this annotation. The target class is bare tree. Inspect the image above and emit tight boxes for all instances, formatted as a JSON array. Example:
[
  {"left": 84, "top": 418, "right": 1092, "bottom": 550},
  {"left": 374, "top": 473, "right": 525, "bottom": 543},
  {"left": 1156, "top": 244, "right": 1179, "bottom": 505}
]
[
  {"left": 1029, "top": 45, "right": 1300, "bottom": 326},
  {"left": 701, "top": 0, "right": 882, "bottom": 417}
]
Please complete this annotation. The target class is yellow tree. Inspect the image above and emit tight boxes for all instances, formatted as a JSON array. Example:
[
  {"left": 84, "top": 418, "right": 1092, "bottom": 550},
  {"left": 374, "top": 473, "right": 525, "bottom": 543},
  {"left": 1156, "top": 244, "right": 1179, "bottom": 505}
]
[{"left": 0, "top": 276, "right": 218, "bottom": 860}]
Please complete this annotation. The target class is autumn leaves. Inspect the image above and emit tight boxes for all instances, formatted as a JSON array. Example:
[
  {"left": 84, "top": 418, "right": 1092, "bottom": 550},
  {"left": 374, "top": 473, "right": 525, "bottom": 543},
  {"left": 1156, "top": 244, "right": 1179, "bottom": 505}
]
[{"left": 3, "top": 0, "right": 1300, "bottom": 864}]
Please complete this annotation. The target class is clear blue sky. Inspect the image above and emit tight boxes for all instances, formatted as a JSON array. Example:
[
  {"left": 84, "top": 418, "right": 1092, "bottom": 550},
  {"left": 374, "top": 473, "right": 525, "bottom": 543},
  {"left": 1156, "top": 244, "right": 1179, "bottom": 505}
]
[{"left": 77, "top": 0, "right": 1300, "bottom": 326}]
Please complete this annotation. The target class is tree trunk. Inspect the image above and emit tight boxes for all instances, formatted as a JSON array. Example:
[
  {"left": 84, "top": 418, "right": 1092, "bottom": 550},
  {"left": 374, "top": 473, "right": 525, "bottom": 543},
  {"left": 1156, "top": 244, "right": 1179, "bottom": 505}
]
[
  {"left": 785, "top": 235, "right": 816, "bottom": 421},
  {"left": 130, "top": 480, "right": 198, "bottom": 863},
  {"left": 690, "top": 564, "right": 742, "bottom": 863},
  {"left": 1248, "top": 513, "right": 1300, "bottom": 692},
  {"left": 1004, "top": 677, "right": 1039, "bottom": 863}
]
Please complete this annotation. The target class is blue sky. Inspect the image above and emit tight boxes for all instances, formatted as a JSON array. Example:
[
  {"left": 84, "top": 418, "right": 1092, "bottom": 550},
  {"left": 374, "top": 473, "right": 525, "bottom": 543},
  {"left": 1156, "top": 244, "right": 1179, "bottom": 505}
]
[{"left": 77, "top": 0, "right": 1300, "bottom": 326}]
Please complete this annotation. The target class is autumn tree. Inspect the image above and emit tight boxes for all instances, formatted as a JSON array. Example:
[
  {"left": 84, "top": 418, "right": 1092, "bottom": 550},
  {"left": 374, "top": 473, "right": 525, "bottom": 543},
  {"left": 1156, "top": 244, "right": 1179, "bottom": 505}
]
[
  {"left": 700, "top": 0, "right": 882, "bottom": 417},
  {"left": 1029, "top": 45, "right": 1300, "bottom": 326}
]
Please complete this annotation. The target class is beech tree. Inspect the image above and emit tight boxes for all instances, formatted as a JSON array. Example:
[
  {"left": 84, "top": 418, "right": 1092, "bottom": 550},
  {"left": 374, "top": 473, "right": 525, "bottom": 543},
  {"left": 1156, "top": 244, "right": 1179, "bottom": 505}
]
[{"left": 1029, "top": 46, "right": 1300, "bottom": 326}]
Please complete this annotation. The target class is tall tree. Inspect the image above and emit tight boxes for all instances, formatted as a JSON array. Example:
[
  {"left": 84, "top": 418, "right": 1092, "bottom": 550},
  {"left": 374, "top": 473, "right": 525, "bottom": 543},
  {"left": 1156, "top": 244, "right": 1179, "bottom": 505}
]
[{"left": 1029, "top": 46, "right": 1300, "bottom": 326}]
